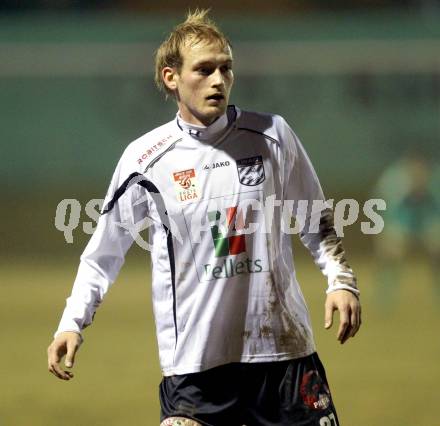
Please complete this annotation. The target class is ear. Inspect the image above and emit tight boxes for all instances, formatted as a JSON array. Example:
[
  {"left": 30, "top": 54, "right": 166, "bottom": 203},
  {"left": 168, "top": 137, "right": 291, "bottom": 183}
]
[{"left": 162, "top": 67, "right": 178, "bottom": 92}]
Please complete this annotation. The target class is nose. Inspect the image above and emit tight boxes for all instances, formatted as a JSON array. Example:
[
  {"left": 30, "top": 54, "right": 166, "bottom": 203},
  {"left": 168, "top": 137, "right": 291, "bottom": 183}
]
[{"left": 211, "top": 68, "right": 225, "bottom": 88}]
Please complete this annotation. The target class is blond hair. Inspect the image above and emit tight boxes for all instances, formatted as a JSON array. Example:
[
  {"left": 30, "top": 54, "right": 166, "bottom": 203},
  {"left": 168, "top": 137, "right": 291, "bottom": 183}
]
[{"left": 154, "top": 9, "right": 231, "bottom": 96}]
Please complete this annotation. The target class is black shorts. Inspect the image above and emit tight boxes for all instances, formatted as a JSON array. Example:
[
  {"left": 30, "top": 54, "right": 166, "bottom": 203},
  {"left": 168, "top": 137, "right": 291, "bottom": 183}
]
[{"left": 159, "top": 352, "right": 339, "bottom": 426}]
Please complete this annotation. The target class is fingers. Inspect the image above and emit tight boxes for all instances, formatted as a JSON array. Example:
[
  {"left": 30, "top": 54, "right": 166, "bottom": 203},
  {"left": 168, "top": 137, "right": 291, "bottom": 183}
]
[
  {"left": 324, "top": 301, "right": 334, "bottom": 329},
  {"left": 338, "top": 301, "right": 363, "bottom": 344},
  {"left": 47, "top": 333, "right": 81, "bottom": 381},
  {"left": 337, "top": 307, "right": 350, "bottom": 344},
  {"left": 49, "top": 365, "right": 74, "bottom": 381},
  {"left": 349, "top": 304, "right": 360, "bottom": 338},
  {"left": 351, "top": 303, "right": 362, "bottom": 337},
  {"left": 65, "top": 340, "right": 79, "bottom": 368},
  {"left": 47, "top": 345, "right": 73, "bottom": 380}
]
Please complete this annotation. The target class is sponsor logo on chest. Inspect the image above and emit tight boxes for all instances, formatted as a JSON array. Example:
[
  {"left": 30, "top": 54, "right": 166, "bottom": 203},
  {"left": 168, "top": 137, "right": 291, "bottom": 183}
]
[
  {"left": 203, "top": 206, "right": 263, "bottom": 280},
  {"left": 137, "top": 135, "right": 174, "bottom": 165}
]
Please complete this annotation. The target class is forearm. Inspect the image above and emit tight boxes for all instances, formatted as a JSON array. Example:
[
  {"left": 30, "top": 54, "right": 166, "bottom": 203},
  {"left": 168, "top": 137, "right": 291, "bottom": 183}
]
[
  {"left": 300, "top": 207, "right": 359, "bottom": 296},
  {"left": 54, "top": 207, "right": 134, "bottom": 338},
  {"left": 54, "top": 258, "right": 114, "bottom": 337}
]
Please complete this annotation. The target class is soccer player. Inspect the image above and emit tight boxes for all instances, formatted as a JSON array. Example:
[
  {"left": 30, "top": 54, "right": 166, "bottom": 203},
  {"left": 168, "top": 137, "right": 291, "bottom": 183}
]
[
  {"left": 374, "top": 152, "right": 440, "bottom": 307},
  {"left": 47, "top": 10, "right": 361, "bottom": 426}
]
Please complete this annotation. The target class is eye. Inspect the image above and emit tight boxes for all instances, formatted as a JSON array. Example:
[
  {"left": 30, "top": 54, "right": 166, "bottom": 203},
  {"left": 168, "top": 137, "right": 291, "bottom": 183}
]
[
  {"left": 221, "top": 64, "right": 232, "bottom": 73},
  {"left": 198, "top": 67, "right": 212, "bottom": 76}
]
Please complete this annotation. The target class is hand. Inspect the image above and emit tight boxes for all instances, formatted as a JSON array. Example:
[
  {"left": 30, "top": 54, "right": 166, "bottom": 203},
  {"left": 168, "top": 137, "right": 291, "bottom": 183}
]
[
  {"left": 324, "top": 290, "right": 361, "bottom": 344},
  {"left": 47, "top": 331, "right": 82, "bottom": 380}
]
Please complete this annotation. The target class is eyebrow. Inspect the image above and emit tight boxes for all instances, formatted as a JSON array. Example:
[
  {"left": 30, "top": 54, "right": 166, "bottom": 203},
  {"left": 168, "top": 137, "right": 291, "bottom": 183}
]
[{"left": 193, "top": 58, "right": 233, "bottom": 68}]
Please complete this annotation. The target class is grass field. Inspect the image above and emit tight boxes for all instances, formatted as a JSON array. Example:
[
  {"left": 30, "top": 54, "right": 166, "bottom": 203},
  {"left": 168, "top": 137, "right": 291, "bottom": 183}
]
[{"left": 1, "top": 253, "right": 439, "bottom": 426}]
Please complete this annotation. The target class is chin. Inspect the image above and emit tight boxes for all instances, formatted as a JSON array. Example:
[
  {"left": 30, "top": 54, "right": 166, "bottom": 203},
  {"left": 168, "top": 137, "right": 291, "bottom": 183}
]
[
  {"left": 207, "top": 104, "right": 227, "bottom": 115},
  {"left": 193, "top": 105, "right": 227, "bottom": 125}
]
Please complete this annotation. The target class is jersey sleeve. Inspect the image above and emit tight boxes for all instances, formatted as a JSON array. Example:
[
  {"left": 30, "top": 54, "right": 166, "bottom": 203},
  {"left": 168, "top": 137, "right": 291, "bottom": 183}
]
[
  {"left": 54, "top": 153, "right": 148, "bottom": 338},
  {"left": 281, "top": 118, "right": 359, "bottom": 297}
]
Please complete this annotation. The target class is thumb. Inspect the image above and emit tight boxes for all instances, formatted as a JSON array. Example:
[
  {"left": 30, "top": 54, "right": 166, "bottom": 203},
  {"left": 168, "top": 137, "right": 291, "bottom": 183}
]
[
  {"left": 324, "top": 303, "right": 334, "bottom": 329},
  {"left": 65, "top": 341, "right": 78, "bottom": 368}
]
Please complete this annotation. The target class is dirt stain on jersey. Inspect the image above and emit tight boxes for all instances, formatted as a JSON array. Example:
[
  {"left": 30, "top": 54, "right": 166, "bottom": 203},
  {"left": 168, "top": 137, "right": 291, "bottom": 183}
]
[
  {"left": 314, "top": 208, "right": 358, "bottom": 289},
  {"left": 259, "top": 325, "right": 273, "bottom": 338},
  {"left": 266, "top": 273, "right": 280, "bottom": 313},
  {"left": 242, "top": 330, "right": 251, "bottom": 340},
  {"left": 267, "top": 285, "right": 279, "bottom": 313},
  {"left": 279, "top": 332, "right": 295, "bottom": 348},
  {"left": 279, "top": 311, "right": 309, "bottom": 351}
]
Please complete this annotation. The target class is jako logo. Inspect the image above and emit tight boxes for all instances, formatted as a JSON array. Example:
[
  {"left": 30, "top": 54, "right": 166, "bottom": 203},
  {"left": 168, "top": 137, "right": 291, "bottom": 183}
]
[
  {"left": 208, "top": 207, "right": 246, "bottom": 257},
  {"left": 203, "top": 160, "right": 231, "bottom": 170}
]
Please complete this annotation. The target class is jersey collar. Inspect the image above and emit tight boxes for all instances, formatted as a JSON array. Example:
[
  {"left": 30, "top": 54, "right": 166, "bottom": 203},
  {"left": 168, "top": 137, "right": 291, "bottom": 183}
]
[{"left": 176, "top": 105, "right": 237, "bottom": 141}]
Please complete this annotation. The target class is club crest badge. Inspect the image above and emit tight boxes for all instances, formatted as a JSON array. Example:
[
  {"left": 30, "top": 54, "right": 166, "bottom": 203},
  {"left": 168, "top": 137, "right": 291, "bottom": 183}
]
[{"left": 236, "top": 155, "right": 265, "bottom": 186}]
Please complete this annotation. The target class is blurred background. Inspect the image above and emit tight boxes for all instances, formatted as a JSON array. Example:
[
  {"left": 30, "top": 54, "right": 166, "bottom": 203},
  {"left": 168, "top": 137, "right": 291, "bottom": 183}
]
[{"left": 1, "top": 1, "right": 439, "bottom": 425}]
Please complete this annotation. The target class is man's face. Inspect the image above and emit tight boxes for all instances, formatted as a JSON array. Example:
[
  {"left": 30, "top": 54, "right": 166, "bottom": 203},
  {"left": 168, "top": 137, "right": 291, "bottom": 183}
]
[{"left": 165, "top": 40, "right": 234, "bottom": 126}]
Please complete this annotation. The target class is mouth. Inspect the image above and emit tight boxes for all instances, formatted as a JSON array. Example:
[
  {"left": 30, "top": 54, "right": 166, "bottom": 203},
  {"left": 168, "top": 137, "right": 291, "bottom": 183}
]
[{"left": 206, "top": 93, "right": 225, "bottom": 102}]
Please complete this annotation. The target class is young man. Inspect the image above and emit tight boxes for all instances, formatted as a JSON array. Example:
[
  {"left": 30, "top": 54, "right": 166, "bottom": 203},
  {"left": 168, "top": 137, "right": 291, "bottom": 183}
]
[{"left": 48, "top": 10, "right": 361, "bottom": 426}]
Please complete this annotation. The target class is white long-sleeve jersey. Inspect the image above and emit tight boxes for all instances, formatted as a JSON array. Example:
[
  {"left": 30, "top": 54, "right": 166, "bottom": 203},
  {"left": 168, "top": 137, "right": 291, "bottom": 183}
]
[{"left": 55, "top": 106, "right": 359, "bottom": 376}]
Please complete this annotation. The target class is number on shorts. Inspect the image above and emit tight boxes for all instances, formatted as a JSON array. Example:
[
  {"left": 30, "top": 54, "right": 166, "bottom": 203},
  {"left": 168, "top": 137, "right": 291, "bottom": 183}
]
[{"left": 319, "top": 412, "right": 337, "bottom": 426}]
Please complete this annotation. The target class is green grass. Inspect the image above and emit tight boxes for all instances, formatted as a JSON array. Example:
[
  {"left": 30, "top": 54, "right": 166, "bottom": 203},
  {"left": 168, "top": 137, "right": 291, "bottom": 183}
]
[{"left": 1, "top": 254, "right": 439, "bottom": 425}]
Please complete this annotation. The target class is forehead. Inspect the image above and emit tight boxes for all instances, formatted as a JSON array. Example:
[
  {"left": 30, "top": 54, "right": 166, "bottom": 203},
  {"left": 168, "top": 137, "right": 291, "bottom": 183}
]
[{"left": 180, "top": 40, "right": 233, "bottom": 66}]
